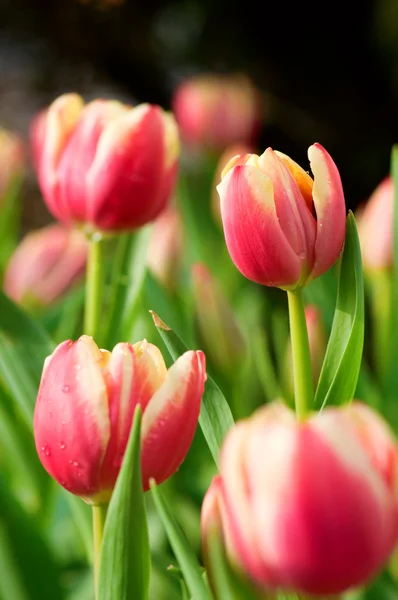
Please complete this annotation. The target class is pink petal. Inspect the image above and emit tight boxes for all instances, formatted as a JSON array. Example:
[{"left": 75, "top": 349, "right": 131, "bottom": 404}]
[
  {"left": 140, "top": 350, "right": 206, "bottom": 490},
  {"left": 34, "top": 336, "right": 111, "bottom": 500},
  {"left": 218, "top": 164, "right": 302, "bottom": 288},
  {"left": 308, "top": 143, "right": 346, "bottom": 279},
  {"left": 86, "top": 104, "right": 179, "bottom": 231}
]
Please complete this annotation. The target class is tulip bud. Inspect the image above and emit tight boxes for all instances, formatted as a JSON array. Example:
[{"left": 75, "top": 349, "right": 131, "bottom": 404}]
[
  {"left": 217, "top": 144, "right": 346, "bottom": 289},
  {"left": 356, "top": 176, "right": 393, "bottom": 271},
  {"left": 201, "top": 401, "right": 398, "bottom": 596},
  {"left": 147, "top": 203, "right": 183, "bottom": 290},
  {"left": 34, "top": 335, "right": 206, "bottom": 504},
  {"left": 31, "top": 93, "right": 180, "bottom": 234},
  {"left": 4, "top": 223, "right": 87, "bottom": 308},
  {"left": 0, "top": 129, "right": 25, "bottom": 201},
  {"left": 172, "top": 74, "right": 261, "bottom": 151},
  {"left": 211, "top": 143, "right": 254, "bottom": 225},
  {"left": 191, "top": 263, "right": 247, "bottom": 376}
]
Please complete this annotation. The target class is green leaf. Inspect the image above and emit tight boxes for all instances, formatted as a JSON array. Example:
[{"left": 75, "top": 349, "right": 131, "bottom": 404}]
[
  {"left": 150, "top": 311, "right": 234, "bottom": 465},
  {"left": 0, "top": 475, "right": 65, "bottom": 600},
  {"left": 314, "top": 212, "right": 364, "bottom": 409},
  {"left": 99, "top": 405, "right": 150, "bottom": 600},
  {"left": 150, "top": 480, "right": 212, "bottom": 600}
]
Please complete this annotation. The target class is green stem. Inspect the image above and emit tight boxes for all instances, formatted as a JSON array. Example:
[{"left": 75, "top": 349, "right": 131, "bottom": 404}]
[
  {"left": 287, "top": 289, "right": 314, "bottom": 421},
  {"left": 84, "top": 235, "right": 104, "bottom": 339},
  {"left": 367, "top": 270, "right": 393, "bottom": 386},
  {"left": 92, "top": 504, "right": 108, "bottom": 600}
]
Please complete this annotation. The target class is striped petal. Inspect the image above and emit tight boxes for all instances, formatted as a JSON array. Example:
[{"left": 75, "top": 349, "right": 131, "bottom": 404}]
[
  {"left": 33, "top": 336, "right": 111, "bottom": 501},
  {"left": 141, "top": 350, "right": 206, "bottom": 490},
  {"left": 218, "top": 164, "right": 302, "bottom": 288},
  {"left": 308, "top": 143, "right": 346, "bottom": 279}
]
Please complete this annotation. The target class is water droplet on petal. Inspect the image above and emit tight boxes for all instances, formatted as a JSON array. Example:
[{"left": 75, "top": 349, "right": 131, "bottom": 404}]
[
  {"left": 62, "top": 385, "right": 70, "bottom": 393},
  {"left": 41, "top": 445, "right": 51, "bottom": 456},
  {"left": 58, "top": 442, "right": 66, "bottom": 450}
]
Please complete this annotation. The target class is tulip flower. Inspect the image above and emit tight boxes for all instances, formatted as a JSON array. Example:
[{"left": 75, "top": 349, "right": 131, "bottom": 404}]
[
  {"left": 356, "top": 176, "right": 393, "bottom": 271},
  {"left": 34, "top": 335, "right": 206, "bottom": 504},
  {"left": 191, "top": 263, "right": 247, "bottom": 375},
  {"left": 217, "top": 144, "right": 346, "bottom": 289},
  {"left": 0, "top": 129, "right": 25, "bottom": 202},
  {"left": 31, "top": 93, "right": 180, "bottom": 233},
  {"left": 4, "top": 223, "right": 87, "bottom": 307},
  {"left": 172, "top": 74, "right": 261, "bottom": 151},
  {"left": 147, "top": 203, "right": 183, "bottom": 290},
  {"left": 211, "top": 143, "right": 254, "bottom": 225},
  {"left": 201, "top": 401, "right": 398, "bottom": 596}
]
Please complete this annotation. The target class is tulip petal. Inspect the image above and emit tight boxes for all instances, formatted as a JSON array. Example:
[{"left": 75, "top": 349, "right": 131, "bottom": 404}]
[
  {"left": 100, "top": 341, "right": 167, "bottom": 488},
  {"left": 39, "top": 94, "right": 84, "bottom": 223},
  {"left": 140, "top": 350, "right": 206, "bottom": 490},
  {"left": 87, "top": 104, "right": 178, "bottom": 231},
  {"left": 258, "top": 149, "right": 317, "bottom": 275},
  {"left": 34, "top": 336, "right": 111, "bottom": 500},
  {"left": 218, "top": 164, "right": 302, "bottom": 288},
  {"left": 308, "top": 143, "right": 346, "bottom": 279},
  {"left": 56, "top": 100, "right": 128, "bottom": 224}
]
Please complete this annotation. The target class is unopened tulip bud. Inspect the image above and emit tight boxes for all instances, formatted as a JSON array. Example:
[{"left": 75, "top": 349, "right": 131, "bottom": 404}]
[
  {"left": 31, "top": 93, "right": 180, "bottom": 234},
  {"left": 356, "top": 176, "right": 393, "bottom": 271},
  {"left": 217, "top": 144, "right": 346, "bottom": 289},
  {"left": 201, "top": 401, "right": 398, "bottom": 596},
  {"left": 0, "top": 129, "right": 25, "bottom": 201},
  {"left": 147, "top": 203, "right": 183, "bottom": 290},
  {"left": 4, "top": 223, "right": 87, "bottom": 308},
  {"left": 172, "top": 74, "right": 261, "bottom": 151},
  {"left": 34, "top": 335, "right": 206, "bottom": 504},
  {"left": 191, "top": 263, "right": 247, "bottom": 375}
]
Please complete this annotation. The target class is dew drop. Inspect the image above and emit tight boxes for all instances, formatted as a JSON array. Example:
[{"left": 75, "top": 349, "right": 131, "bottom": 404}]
[
  {"left": 298, "top": 252, "right": 306, "bottom": 259},
  {"left": 58, "top": 442, "right": 66, "bottom": 450},
  {"left": 41, "top": 445, "right": 51, "bottom": 456},
  {"left": 62, "top": 385, "right": 70, "bottom": 393}
]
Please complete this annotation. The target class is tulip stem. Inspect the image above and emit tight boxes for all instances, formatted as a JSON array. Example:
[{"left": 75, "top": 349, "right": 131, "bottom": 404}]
[
  {"left": 92, "top": 503, "right": 108, "bottom": 599},
  {"left": 287, "top": 289, "right": 314, "bottom": 421},
  {"left": 84, "top": 235, "right": 104, "bottom": 339}
]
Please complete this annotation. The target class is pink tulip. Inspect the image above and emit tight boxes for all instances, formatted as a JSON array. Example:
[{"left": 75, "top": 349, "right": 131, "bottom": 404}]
[
  {"left": 4, "top": 223, "right": 87, "bottom": 307},
  {"left": 201, "top": 401, "right": 398, "bottom": 596},
  {"left": 217, "top": 144, "right": 346, "bottom": 289},
  {"left": 34, "top": 336, "right": 206, "bottom": 504},
  {"left": 356, "top": 176, "right": 393, "bottom": 271},
  {"left": 172, "top": 74, "right": 261, "bottom": 151},
  {"left": 31, "top": 93, "right": 180, "bottom": 233}
]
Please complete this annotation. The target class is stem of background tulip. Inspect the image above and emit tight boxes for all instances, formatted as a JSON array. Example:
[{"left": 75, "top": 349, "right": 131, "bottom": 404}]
[
  {"left": 92, "top": 504, "right": 108, "bottom": 599},
  {"left": 367, "top": 270, "right": 393, "bottom": 386},
  {"left": 287, "top": 289, "right": 314, "bottom": 421},
  {"left": 84, "top": 234, "right": 104, "bottom": 339}
]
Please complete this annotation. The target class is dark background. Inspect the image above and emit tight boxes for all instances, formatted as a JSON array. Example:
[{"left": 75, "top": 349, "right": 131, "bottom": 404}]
[{"left": 1, "top": 0, "right": 398, "bottom": 227}]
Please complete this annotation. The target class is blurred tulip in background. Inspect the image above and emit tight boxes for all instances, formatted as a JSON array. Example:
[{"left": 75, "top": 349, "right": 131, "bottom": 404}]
[
  {"left": 147, "top": 203, "right": 183, "bottom": 290},
  {"left": 0, "top": 128, "right": 25, "bottom": 202},
  {"left": 3, "top": 223, "right": 87, "bottom": 308},
  {"left": 31, "top": 93, "right": 180, "bottom": 234}
]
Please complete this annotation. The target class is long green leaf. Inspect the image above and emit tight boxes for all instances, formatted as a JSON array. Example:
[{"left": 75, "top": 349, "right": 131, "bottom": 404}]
[
  {"left": 99, "top": 405, "right": 150, "bottom": 600},
  {"left": 150, "top": 311, "right": 234, "bottom": 465},
  {"left": 314, "top": 212, "right": 364, "bottom": 409},
  {"left": 150, "top": 480, "right": 212, "bottom": 600}
]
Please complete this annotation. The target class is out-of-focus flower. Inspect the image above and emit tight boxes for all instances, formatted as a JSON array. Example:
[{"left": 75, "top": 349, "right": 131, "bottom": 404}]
[
  {"left": 356, "top": 176, "right": 393, "bottom": 271},
  {"left": 4, "top": 223, "right": 87, "bottom": 308},
  {"left": 191, "top": 263, "right": 247, "bottom": 375},
  {"left": 31, "top": 93, "right": 180, "bottom": 234},
  {"left": 34, "top": 335, "right": 206, "bottom": 504},
  {"left": 211, "top": 143, "right": 254, "bottom": 225},
  {"left": 0, "top": 129, "right": 25, "bottom": 201},
  {"left": 217, "top": 143, "right": 346, "bottom": 289},
  {"left": 201, "top": 401, "right": 398, "bottom": 596},
  {"left": 147, "top": 203, "right": 183, "bottom": 290},
  {"left": 172, "top": 74, "right": 261, "bottom": 151}
]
